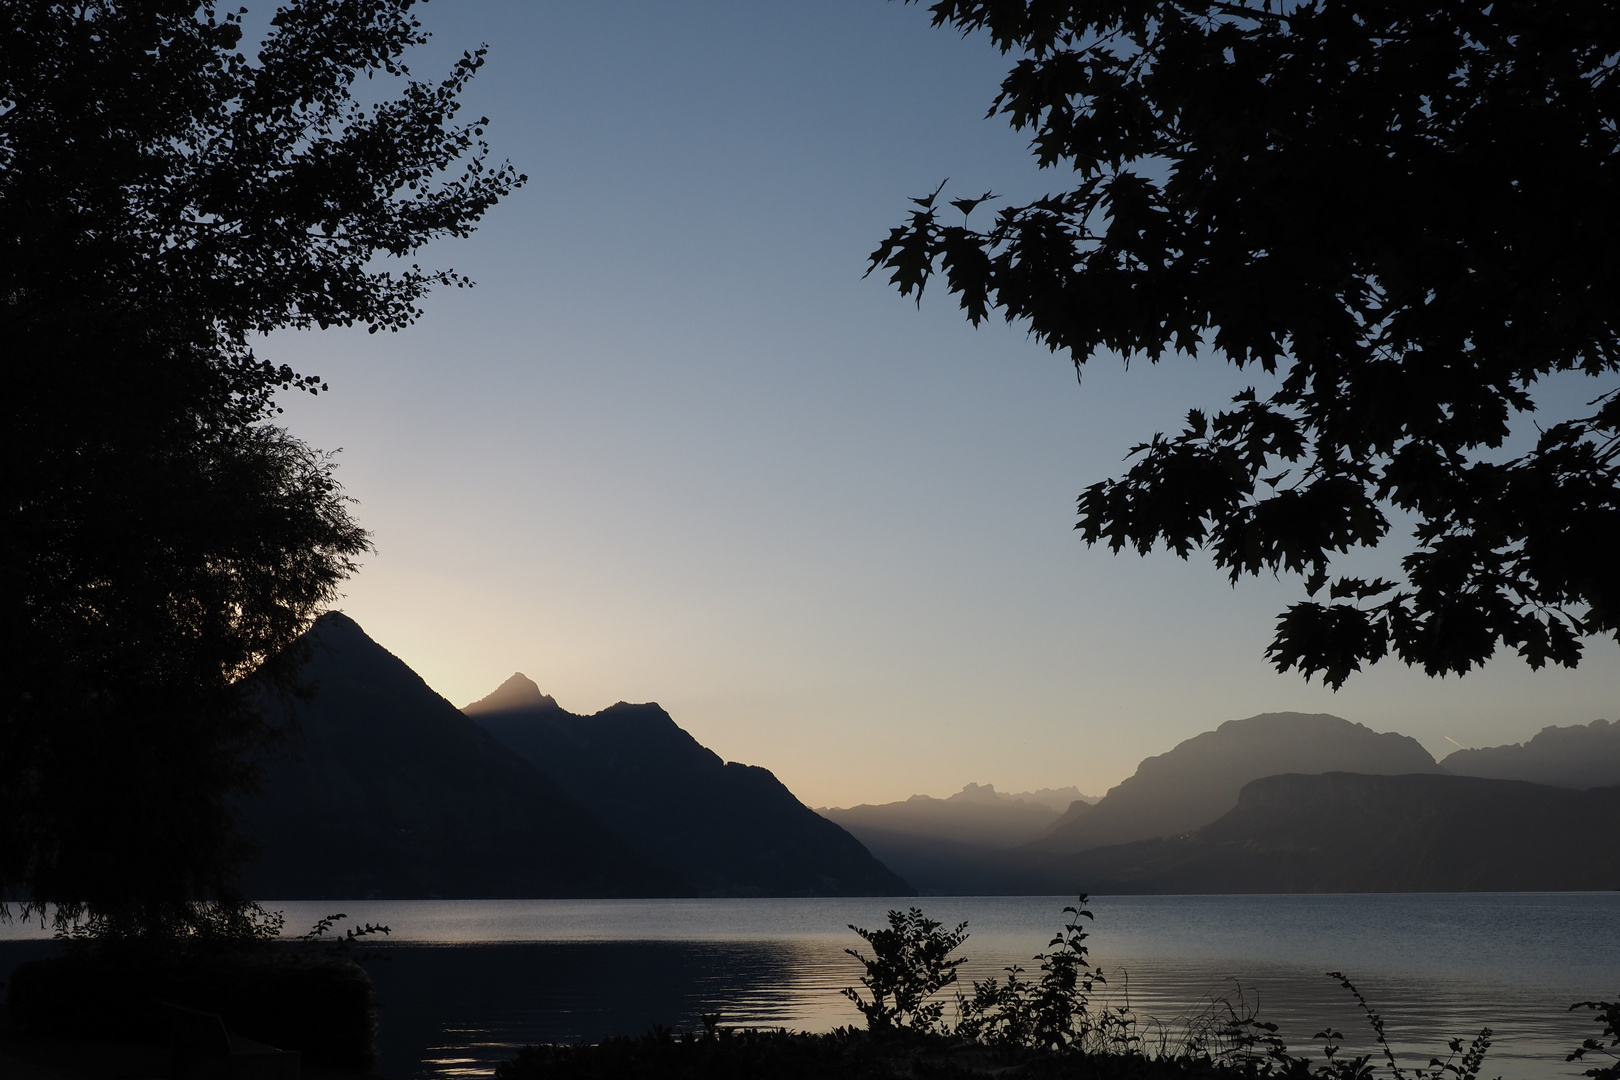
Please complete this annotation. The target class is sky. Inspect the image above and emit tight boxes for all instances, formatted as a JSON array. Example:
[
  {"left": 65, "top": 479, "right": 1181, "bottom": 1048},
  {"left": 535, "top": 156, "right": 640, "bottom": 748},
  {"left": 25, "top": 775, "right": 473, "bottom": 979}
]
[{"left": 269, "top": 0, "right": 1620, "bottom": 809}]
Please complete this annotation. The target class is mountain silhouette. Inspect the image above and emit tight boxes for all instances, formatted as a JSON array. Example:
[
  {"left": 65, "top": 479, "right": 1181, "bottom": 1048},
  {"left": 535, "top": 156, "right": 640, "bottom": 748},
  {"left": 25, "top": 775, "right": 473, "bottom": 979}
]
[
  {"left": 1028, "top": 712, "right": 1443, "bottom": 853},
  {"left": 1014, "top": 772, "right": 1620, "bottom": 893},
  {"left": 953, "top": 783, "right": 1094, "bottom": 814},
  {"left": 824, "top": 783, "right": 1091, "bottom": 847},
  {"left": 238, "top": 615, "right": 689, "bottom": 899},
  {"left": 1442, "top": 718, "right": 1620, "bottom": 789},
  {"left": 465, "top": 674, "right": 911, "bottom": 897},
  {"left": 819, "top": 784, "right": 1093, "bottom": 894},
  {"left": 465, "top": 671, "right": 558, "bottom": 714}
]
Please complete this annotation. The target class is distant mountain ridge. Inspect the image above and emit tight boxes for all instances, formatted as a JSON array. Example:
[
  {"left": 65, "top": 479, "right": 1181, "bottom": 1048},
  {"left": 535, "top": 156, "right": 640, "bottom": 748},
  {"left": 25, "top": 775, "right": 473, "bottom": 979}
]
[
  {"left": 1442, "top": 718, "right": 1620, "bottom": 789},
  {"left": 820, "top": 713, "right": 1452, "bottom": 893},
  {"left": 945, "top": 783, "right": 1096, "bottom": 815},
  {"left": 822, "top": 783, "right": 1094, "bottom": 847},
  {"left": 1028, "top": 712, "right": 1443, "bottom": 854},
  {"left": 1011, "top": 772, "right": 1620, "bottom": 894},
  {"left": 238, "top": 614, "right": 688, "bottom": 900},
  {"left": 466, "top": 674, "right": 911, "bottom": 897},
  {"left": 819, "top": 783, "right": 1089, "bottom": 895}
]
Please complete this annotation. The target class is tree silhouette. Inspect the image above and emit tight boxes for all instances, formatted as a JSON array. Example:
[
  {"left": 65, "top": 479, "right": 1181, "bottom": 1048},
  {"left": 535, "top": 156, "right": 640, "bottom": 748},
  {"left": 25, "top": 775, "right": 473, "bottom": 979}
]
[
  {"left": 870, "top": 0, "right": 1620, "bottom": 687},
  {"left": 2, "top": 0, "right": 523, "bottom": 935}
]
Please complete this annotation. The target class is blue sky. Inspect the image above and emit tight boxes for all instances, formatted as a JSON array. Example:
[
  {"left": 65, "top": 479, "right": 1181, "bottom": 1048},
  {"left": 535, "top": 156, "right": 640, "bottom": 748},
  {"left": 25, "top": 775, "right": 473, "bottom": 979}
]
[{"left": 270, "top": 0, "right": 1620, "bottom": 807}]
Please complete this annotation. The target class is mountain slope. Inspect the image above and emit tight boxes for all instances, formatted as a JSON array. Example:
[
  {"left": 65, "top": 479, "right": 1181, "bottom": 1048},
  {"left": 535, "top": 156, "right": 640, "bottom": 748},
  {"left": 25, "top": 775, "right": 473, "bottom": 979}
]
[
  {"left": 1029, "top": 713, "right": 1443, "bottom": 853},
  {"left": 1017, "top": 772, "right": 1620, "bottom": 893},
  {"left": 466, "top": 674, "right": 911, "bottom": 897},
  {"left": 238, "top": 615, "right": 689, "bottom": 900},
  {"left": 1442, "top": 718, "right": 1620, "bottom": 789}
]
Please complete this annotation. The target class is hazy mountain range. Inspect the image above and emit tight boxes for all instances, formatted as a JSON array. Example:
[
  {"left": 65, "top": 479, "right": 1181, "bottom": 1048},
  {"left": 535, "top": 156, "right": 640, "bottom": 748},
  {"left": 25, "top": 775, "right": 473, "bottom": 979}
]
[
  {"left": 823, "top": 712, "right": 1620, "bottom": 895},
  {"left": 1440, "top": 719, "right": 1620, "bottom": 789},
  {"left": 239, "top": 613, "right": 1619, "bottom": 898},
  {"left": 1030, "top": 712, "right": 1443, "bottom": 853},
  {"left": 818, "top": 784, "right": 1095, "bottom": 894},
  {"left": 1008, "top": 772, "right": 1620, "bottom": 893}
]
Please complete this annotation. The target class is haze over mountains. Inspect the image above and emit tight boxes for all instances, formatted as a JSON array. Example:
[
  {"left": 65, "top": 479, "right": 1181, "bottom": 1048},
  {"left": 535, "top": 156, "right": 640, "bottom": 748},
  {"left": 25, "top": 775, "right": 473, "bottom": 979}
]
[
  {"left": 1015, "top": 772, "right": 1620, "bottom": 893},
  {"left": 825, "top": 711, "right": 1620, "bottom": 895},
  {"left": 819, "top": 784, "right": 1093, "bottom": 894},
  {"left": 1028, "top": 713, "right": 1444, "bottom": 853},
  {"left": 1441, "top": 718, "right": 1620, "bottom": 789}
]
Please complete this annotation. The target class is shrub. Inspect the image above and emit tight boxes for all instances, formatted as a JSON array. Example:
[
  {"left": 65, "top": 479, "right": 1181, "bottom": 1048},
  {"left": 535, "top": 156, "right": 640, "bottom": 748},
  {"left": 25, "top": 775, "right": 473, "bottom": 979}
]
[
  {"left": 1568, "top": 999, "right": 1620, "bottom": 1080},
  {"left": 954, "top": 896, "right": 1137, "bottom": 1054},
  {"left": 842, "top": 908, "right": 968, "bottom": 1034},
  {"left": 852, "top": 899, "right": 1509, "bottom": 1080}
]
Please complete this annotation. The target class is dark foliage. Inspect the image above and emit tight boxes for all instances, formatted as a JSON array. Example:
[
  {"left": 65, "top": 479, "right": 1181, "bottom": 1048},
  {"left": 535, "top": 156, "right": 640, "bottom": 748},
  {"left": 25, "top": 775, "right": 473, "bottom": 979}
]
[
  {"left": 1, "top": 0, "right": 522, "bottom": 935},
  {"left": 844, "top": 908, "right": 969, "bottom": 1033},
  {"left": 0, "top": 0, "right": 521, "bottom": 345},
  {"left": 1568, "top": 999, "right": 1620, "bottom": 1080},
  {"left": 6, "top": 941, "right": 380, "bottom": 1070},
  {"left": 1317, "top": 971, "right": 1492, "bottom": 1080},
  {"left": 296, "top": 909, "right": 392, "bottom": 952},
  {"left": 956, "top": 900, "right": 1124, "bottom": 1052},
  {"left": 493, "top": 1024, "right": 1262, "bottom": 1080},
  {"left": 845, "top": 901, "right": 1514, "bottom": 1079},
  {"left": 870, "top": 0, "right": 1620, "bottom": 686},
  {"left": 2, "top": 420, "right": 369, "bottom": 935}
]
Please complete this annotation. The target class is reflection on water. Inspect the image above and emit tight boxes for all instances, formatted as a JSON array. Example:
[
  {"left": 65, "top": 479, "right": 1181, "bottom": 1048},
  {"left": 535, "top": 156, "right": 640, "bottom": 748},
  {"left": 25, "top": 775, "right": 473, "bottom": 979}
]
[
  {"left": 6, "top": 894, "right": 1615, "bottom": 1080},
  {"left": 310, "top": 894, "right": 1619, "bottom": 1080},
  {"left": 362, "top": 940, "right": 1609, "bottom": 1080},
  {"left": 363, "top": 940, "right": 847, "bottom": 1079}
]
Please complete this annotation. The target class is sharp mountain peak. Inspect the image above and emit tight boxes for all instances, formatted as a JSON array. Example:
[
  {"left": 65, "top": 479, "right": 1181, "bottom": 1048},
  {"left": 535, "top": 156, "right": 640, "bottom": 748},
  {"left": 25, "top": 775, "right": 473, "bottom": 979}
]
[{"left": 464, "top": 672, "right": 559, "bottom": 715}]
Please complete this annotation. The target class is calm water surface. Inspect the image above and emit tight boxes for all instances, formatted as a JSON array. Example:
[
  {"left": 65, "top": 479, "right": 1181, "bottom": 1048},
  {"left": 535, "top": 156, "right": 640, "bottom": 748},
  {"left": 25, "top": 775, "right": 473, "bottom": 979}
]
[{"left": 6, "top": 894, "right": 1616, "bottom": 1079}]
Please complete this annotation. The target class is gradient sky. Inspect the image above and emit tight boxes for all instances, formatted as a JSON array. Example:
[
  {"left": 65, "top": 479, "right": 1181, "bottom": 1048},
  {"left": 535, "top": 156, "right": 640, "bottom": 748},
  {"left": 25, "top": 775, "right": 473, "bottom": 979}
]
[{"left": 269, "top": 0, "right": 1620, "bottom": 809}]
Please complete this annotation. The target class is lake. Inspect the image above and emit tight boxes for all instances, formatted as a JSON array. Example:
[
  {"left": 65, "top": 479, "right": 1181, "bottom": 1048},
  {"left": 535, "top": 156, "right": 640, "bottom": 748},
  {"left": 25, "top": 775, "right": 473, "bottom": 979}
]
[{"left": 5, "top": 893, "right": 1617, "bottom": 1079}]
